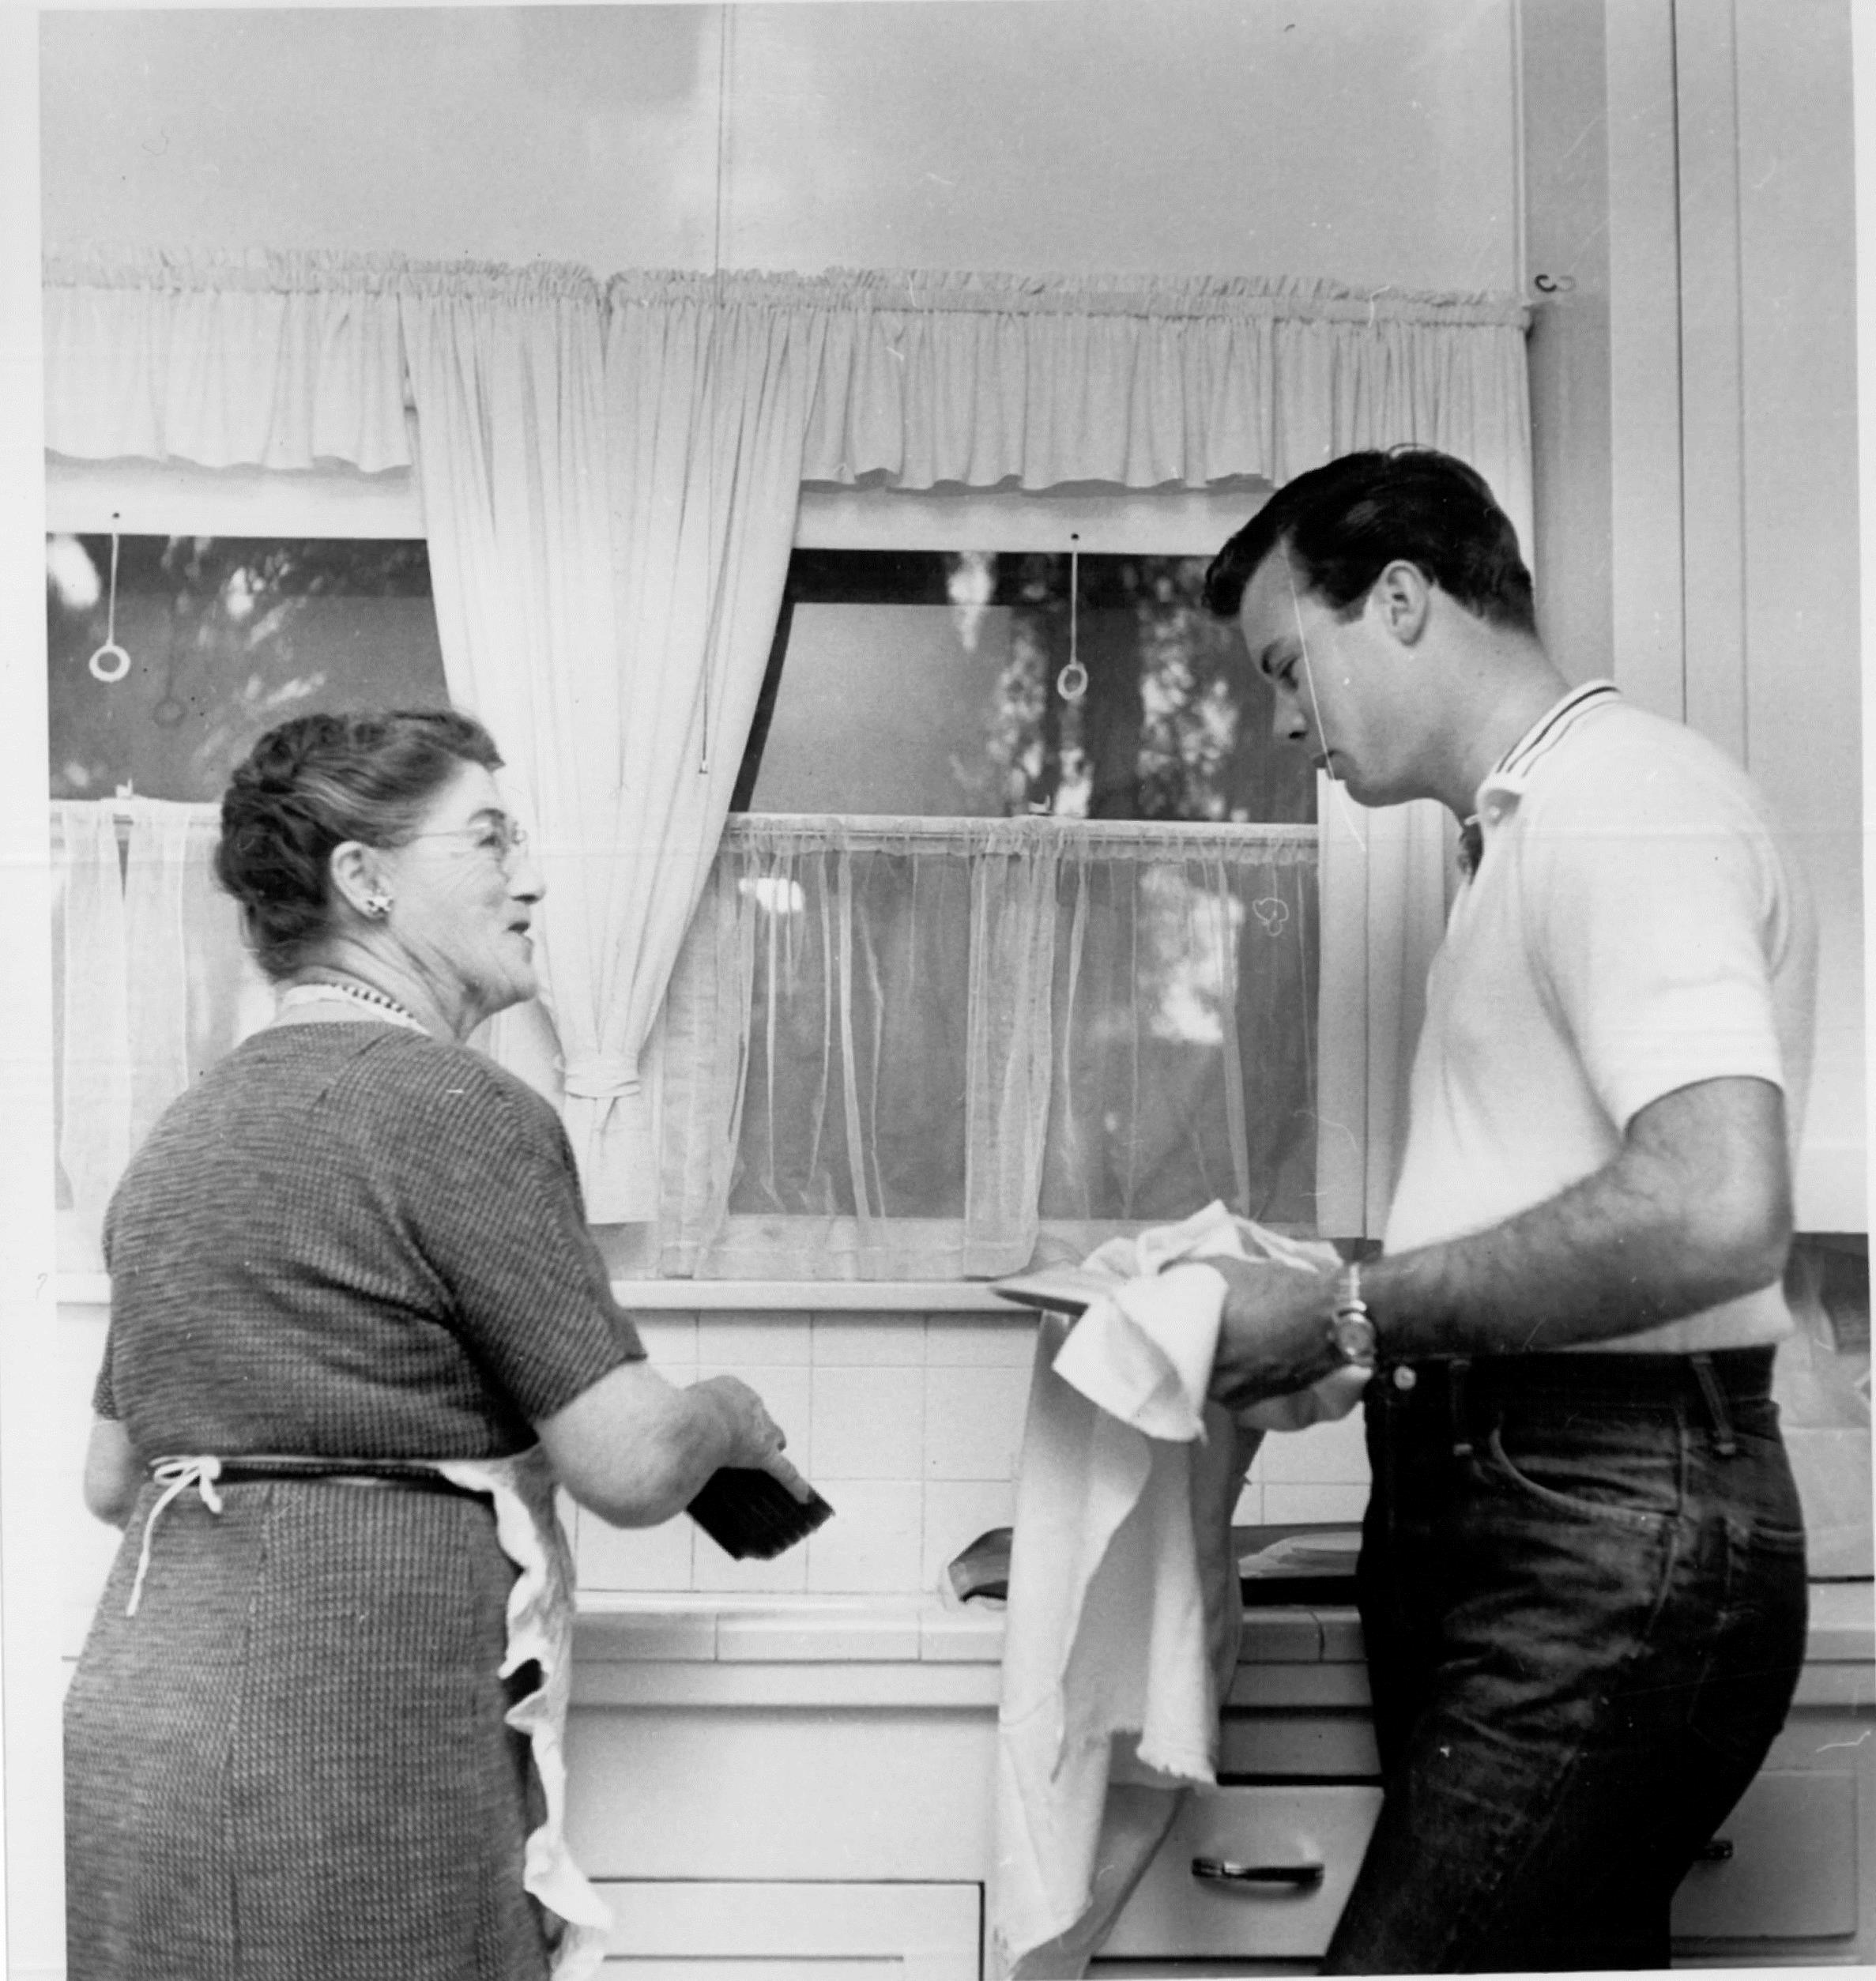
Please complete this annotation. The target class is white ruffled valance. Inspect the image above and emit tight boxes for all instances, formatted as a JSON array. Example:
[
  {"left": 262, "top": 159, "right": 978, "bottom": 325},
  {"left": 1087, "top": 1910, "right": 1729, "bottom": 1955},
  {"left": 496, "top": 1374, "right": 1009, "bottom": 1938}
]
[
  {"left": 43, "top": 248, "right": 416, "bottom": 471},
  {"left": 611, "top": 269, "right": 1530, "bottom": 492},
  {"left": 47, "top": 252, "right": 1530, "bottom": 501},
  {"left": 612, "top": 269, "right": 1528, "bottom": 323}
]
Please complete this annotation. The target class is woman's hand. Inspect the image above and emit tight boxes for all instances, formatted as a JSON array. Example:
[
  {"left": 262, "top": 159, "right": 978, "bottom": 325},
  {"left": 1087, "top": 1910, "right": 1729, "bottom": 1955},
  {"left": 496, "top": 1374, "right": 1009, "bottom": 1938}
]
[
  {"left": 688, "top": 1374, "right": 816, "bottom": 1504},
  {"left": 83, "top": 1416, "right": 141, "bottom": 1527},
  {"left": 537, "top": 1361, "right": 810, "bottom": 1527}
]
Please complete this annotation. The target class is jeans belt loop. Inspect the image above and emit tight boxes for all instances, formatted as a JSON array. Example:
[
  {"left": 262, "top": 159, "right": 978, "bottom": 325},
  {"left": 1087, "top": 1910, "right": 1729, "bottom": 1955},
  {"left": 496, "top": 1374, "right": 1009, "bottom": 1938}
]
[
  {"left": 1448, "top": 1356, "right": 1473, "bottom": 1459},
  {"left": 1690, "top": 1354, "right": 1739, "bottom": 1458}
]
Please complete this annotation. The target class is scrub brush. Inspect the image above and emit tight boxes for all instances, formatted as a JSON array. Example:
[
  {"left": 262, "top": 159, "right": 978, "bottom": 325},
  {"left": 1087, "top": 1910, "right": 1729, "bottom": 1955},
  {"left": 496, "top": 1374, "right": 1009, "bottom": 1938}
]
[{"left": 686, "top": 1467, "right": 835, "bottom": 1561}]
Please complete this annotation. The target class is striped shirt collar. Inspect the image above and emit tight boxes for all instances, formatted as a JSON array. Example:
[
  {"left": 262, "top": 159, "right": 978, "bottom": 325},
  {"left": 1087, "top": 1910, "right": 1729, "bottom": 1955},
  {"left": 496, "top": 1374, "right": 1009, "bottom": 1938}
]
[
  {"left": 1484, "top": 679, "right": 1622, "bottom": 792},
  {"left": 1458, "top": 680, "right": 1621, "bottom": 879}
]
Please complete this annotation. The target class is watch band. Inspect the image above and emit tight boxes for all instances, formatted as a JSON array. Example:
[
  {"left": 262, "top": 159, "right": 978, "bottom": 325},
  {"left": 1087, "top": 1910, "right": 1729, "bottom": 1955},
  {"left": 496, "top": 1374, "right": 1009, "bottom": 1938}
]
[
  {"left": 1334, "top": 1261, "right": 1365, "bottom": 1320},
  {"left": 1330, "top": 1260, "right": 1377, "bottom": 1369}
]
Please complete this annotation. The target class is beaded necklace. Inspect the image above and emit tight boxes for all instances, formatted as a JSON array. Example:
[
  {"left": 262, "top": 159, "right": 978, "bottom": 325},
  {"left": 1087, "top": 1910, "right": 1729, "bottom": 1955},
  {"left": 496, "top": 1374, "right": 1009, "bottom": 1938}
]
[{"left": 277, "top": 979, "right": 431, "bottom": 1036}]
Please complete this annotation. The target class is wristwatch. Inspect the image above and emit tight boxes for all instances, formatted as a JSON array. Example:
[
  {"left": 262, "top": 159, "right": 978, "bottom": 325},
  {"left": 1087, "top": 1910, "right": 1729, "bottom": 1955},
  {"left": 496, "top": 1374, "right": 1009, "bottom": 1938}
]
[{"left": 1329, "top": 1261, "right": 1377, "bottom": 1369}]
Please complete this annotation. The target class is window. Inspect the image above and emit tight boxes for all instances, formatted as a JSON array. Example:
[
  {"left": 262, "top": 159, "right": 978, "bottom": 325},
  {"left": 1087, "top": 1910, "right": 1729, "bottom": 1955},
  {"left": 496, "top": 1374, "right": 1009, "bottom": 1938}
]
[
  {"left": 46, "top": 494, "right": 1323, "bottom": 1281},
  {"left": 738, "top": 549, "right": 1314, "bottom": 824},
  {"left": 44, "top": 530, "right": 449, "bottom": 1270},
  {"left": 654, "top": 543, "right": 1321, "bottom": 1278},
  {"left": 46, "top": 533, "right": 445, "bottom": 801}
]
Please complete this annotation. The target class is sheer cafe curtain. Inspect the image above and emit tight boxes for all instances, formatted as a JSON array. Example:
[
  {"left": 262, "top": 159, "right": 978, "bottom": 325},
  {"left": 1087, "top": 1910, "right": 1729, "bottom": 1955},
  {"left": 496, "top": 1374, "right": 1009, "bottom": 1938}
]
[
  {"left": 51, "top": 801, "right": 271, "bottom": 1266},
  {"left": 52, "top": 808, "right": 1316, "bottom": 1280},
  {"left": 657, "top": 817, "right": 1319, "bottom": 1281}
]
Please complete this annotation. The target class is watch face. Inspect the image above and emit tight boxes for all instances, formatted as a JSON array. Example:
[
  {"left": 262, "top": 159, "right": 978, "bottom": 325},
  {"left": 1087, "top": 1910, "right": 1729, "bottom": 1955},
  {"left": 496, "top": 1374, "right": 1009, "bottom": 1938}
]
[{"left": 1333, "top": 1314, "right": 1378, "bottom": 1366}]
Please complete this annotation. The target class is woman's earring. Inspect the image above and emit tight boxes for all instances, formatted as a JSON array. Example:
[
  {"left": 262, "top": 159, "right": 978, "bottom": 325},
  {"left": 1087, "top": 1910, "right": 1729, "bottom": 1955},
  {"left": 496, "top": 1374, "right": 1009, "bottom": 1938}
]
[{"left": 363, "top": 891, "right": 394, "bottom": 918}]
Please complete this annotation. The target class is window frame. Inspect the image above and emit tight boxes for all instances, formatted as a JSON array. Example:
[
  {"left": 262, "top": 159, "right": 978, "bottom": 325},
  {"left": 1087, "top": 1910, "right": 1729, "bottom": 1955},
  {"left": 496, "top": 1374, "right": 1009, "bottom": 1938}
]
[{"left": 47, "top": 460, "right": 1333, "bottom": 1306}]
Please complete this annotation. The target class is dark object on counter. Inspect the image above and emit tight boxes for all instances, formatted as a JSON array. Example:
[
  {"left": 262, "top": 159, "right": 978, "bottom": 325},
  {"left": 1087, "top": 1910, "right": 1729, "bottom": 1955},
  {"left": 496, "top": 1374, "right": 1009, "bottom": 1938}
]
[
  {"left": 687, "top": 1467, "right": 834, "bottom": 1560},
  {"left": 947, "top": 1526, "right": 1013, "bottom": 1604},
  {"left": 1234, "top": 1522, "right": 1362, "bottom": 1606},
  {"left": 945, "top": 1523, "right": 1361, "bottom": 1607},
  {"left": 990, "top": 1266, "right": 1109, "bottom": 1316}
]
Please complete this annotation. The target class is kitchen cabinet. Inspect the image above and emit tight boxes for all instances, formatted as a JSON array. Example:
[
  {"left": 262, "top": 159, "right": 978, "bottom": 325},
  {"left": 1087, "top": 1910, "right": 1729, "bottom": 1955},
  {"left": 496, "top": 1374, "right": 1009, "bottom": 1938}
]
[
  {"left": 1672, "top": 1768, "right": 1859, "bottom": 1948},
  {"left": 566, "top": 1587, "right": 1874, "bottom": 1975},
  {"left": 1094, "top": 1785, "right": 1382, "bottom": 1962},
  {"left": 1091, "top": 1746, "right": 1870, "bottom": 1971},
  {"left": 1091, "top": 1597, "right": 1876, "bottom": 1971},
  {"left": 1667, "top": 1660, "right": 1876, "bottom": 1970},
  {"left": 1697, "top": 0, "right": 1862, "bottom": 1234},
  {"left": 1595, "top": 0, "right": 1864, "bottom": 1228}
]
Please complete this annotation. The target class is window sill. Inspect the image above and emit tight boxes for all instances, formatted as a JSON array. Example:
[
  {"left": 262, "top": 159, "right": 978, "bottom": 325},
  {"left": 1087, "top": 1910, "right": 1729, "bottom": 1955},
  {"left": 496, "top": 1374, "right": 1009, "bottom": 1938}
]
[
  {"left": 612, "top": 1280, "right": 1032, "bottom": 1312},
  {"left": 54, "top": 1273, "right": 1030, "bottom": 1314}
]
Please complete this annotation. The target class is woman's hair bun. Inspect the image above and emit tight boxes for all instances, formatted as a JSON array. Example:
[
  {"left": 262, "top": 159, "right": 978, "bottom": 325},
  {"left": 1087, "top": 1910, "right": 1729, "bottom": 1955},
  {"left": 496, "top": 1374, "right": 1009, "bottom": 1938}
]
[{"left": 215, "top": 708, "right": 502, "bottom": 980}]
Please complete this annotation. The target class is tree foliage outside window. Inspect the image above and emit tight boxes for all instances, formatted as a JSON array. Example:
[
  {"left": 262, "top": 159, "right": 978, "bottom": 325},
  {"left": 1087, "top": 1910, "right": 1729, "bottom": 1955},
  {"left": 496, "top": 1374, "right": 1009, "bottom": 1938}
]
[
  {"left": 721, "top": 548, "right": 1321, "bottom": 1244},
  {"left": 738, "top": 550, "right": 1315, "bottom": 827},
  {"left": 46, "top": 535, "right": 446, "bottom": 803}
]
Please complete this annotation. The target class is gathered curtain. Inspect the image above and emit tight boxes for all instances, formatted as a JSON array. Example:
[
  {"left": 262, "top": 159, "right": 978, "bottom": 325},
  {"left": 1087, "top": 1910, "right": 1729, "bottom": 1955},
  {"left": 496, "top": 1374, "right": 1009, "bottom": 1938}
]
[
  {"left": 392, "top": 263, "right": 658, "bottom": 1216},
  {"left": 43, "top": 249, "right": 1531, "bottom": 1252},
  {"left": 593, "top": 277, "right": 829, "bottom": 1218}
]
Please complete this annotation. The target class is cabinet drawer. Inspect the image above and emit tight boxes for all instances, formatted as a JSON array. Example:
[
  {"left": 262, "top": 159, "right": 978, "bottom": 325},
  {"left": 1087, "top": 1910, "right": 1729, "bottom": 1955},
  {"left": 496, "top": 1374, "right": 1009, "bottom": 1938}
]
[
  {"left": 1098, "top": 1765, "right": 1858, "bottom": 1961},
  {"left": 1099, "top": 1785, "right": 1382, "bottom": 1959},
  {"left": 592, "top": 1881, "right": 980, "bottom": 1981},
  {"left": 1671, "top": 1769, "right": 1859, "bottom": 1942}
]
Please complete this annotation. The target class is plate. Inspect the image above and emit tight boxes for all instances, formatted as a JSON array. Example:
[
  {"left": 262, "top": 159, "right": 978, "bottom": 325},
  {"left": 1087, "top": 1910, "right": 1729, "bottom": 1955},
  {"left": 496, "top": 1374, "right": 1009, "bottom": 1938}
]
[{"left": 989, "top": 1266, "right": 1116, "bottom": 1316}]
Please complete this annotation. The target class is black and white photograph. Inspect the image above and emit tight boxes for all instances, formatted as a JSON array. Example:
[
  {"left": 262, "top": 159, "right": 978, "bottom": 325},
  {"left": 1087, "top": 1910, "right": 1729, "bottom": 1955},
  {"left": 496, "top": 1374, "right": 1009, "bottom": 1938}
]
[{"left": 0, "top": 2, "right": 1870, "bottom": 1976}]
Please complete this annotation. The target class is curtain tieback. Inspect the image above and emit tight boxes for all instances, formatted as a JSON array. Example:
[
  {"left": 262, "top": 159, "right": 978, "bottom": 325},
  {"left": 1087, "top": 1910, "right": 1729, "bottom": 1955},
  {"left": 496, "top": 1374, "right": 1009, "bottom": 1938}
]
[
  {"left": 127, "top": 1455, "right": 224, "bottom": 1617},
  {"left": 559, "top": 1055, "right": 642, "bottom": 1102}
]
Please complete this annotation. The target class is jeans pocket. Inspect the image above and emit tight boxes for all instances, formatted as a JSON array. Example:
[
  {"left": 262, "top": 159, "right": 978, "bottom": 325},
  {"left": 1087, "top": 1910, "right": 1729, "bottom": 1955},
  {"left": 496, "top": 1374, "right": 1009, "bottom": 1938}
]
[
  {"left": 1723, "top": 1410, "right": 1810, "bottom": 1553},
  {"left": 1475, "top": 1414, "right": 1681, "bottom": 1532},
  {"left": 1685, "top": 1508, "right": 1809, "bottom": 1766}
]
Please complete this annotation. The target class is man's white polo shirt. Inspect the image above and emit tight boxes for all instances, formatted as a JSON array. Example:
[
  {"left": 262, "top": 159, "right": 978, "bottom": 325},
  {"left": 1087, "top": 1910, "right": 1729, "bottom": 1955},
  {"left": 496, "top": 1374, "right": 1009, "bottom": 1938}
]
[{"left": 1382, "top": 681, "right": 1818, "bottom": 1354}]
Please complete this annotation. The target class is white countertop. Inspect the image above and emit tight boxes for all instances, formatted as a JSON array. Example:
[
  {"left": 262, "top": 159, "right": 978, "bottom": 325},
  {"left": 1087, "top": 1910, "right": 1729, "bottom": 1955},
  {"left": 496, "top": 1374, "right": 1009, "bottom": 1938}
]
[
  {"left": 567, "top": 1591, "right": 1374, "bottom": 1709},
  {"left": 576, "top": 1591, "right": 1004, "bottom": 1667},
  {"left": 573, "top": 1580, "right": 1876, "bottom": 1670}
]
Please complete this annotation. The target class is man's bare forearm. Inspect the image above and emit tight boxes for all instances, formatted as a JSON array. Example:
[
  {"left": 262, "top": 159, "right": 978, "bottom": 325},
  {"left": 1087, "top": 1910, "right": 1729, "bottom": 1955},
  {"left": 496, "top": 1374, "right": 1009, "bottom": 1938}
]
[
  {"left": 1369, "top": 1152, "right": 1785, "bottom": 1358},
  {"left": 1209, "top": 1077, "right": 1792, "bottom": 1409}
]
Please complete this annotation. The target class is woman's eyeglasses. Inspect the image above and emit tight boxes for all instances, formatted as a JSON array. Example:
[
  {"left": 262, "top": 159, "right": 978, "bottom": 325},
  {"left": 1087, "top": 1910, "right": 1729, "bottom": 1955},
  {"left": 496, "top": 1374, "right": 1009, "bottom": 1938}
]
[{"left": 408, "top": 818, "right": 529, "bottom": 868}]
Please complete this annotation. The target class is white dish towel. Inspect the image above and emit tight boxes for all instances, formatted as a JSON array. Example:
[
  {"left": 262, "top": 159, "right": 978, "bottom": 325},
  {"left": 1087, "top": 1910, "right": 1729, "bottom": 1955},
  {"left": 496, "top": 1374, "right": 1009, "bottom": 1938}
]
[{"left": 987, "top": 1203, "right": 1362, "bottom": 1980}]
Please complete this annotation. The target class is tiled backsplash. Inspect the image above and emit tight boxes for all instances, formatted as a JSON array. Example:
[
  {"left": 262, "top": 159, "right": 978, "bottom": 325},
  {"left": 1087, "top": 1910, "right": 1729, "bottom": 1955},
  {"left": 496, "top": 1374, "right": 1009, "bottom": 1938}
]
[
  {"left": 53, "top": 1297, "right": 1376, "bottom": 1628},
  {"left": 58, "top": 1242, "right": 1869, "bottom": 1619},
  {"left": 574, "top": 1311, "right": 1373, "bottom": 1596}
]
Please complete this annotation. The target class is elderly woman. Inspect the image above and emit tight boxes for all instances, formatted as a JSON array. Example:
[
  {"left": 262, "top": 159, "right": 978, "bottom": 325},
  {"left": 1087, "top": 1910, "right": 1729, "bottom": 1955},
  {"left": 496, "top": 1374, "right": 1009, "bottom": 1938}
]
[{"left": 66, "top": 708, "right": 801, "bottom": 1981}]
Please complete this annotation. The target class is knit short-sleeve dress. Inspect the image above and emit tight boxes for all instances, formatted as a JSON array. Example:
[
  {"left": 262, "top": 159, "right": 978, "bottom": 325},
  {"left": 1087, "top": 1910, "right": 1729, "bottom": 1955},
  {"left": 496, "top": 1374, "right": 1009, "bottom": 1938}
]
[{"left": 64, "top": 1021, "right": 642, "bottom": 1981}]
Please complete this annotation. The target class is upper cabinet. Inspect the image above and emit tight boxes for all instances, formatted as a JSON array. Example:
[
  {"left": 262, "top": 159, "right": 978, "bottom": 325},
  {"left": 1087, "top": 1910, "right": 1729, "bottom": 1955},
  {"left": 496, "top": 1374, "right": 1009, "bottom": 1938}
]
[
  {"left": 1524, "top": 0, "right": 1866, "bottom": 1230},
  {"left": 1723, "top": 2, "right": 1864, "bottom": 1234}
]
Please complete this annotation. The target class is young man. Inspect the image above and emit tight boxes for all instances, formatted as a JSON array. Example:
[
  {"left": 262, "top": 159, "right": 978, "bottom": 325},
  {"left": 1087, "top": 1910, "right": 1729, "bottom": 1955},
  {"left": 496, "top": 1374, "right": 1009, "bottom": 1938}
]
[{"left": 1200, "top": 449, "right": 1817, "bottom": 1972}]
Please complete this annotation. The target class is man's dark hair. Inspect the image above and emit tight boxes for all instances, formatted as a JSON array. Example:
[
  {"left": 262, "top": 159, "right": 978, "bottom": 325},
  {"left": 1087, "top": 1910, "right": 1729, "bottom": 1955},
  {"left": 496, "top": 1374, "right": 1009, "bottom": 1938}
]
[{"left": 1202, "top": 447, "right": 1536, "bottom": 636}]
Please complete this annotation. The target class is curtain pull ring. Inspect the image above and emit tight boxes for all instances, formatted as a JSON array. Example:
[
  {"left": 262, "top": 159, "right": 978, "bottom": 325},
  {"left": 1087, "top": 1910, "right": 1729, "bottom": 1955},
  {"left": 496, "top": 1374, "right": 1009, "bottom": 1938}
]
[
  {"left": 1056, "top": 536, "right": 1087, "bottom": 703},
  {"left": 89, "top": 518, "right": 133, "bottom": 684}
]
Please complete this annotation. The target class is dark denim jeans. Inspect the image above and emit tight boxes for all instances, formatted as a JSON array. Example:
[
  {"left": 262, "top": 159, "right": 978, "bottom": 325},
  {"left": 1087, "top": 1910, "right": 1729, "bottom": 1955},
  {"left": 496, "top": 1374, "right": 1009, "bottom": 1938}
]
[{"left": 1323, "top": 1347, "right": 1807, "bottom": 1974}]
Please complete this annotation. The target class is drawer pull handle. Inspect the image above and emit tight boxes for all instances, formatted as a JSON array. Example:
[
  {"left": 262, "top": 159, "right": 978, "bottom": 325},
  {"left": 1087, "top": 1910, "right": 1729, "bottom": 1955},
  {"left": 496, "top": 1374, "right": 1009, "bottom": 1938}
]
[
  {"left": 1696, "top": 1838, "right": 1735, "bottom": 1863},
  {"left": 1192, "top": 1856, "right": 1326, "bottom": 1889}
]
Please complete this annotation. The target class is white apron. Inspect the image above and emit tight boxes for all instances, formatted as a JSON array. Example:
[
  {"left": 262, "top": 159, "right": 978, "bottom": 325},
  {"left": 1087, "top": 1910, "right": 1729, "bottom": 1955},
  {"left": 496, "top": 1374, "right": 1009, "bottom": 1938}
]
[
  {"left": 131, "top": 1446, "right": 612, "bottom": 1979},
  {"left": 435, "top": 1446, "right": 613, "bottom": 1981}
]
